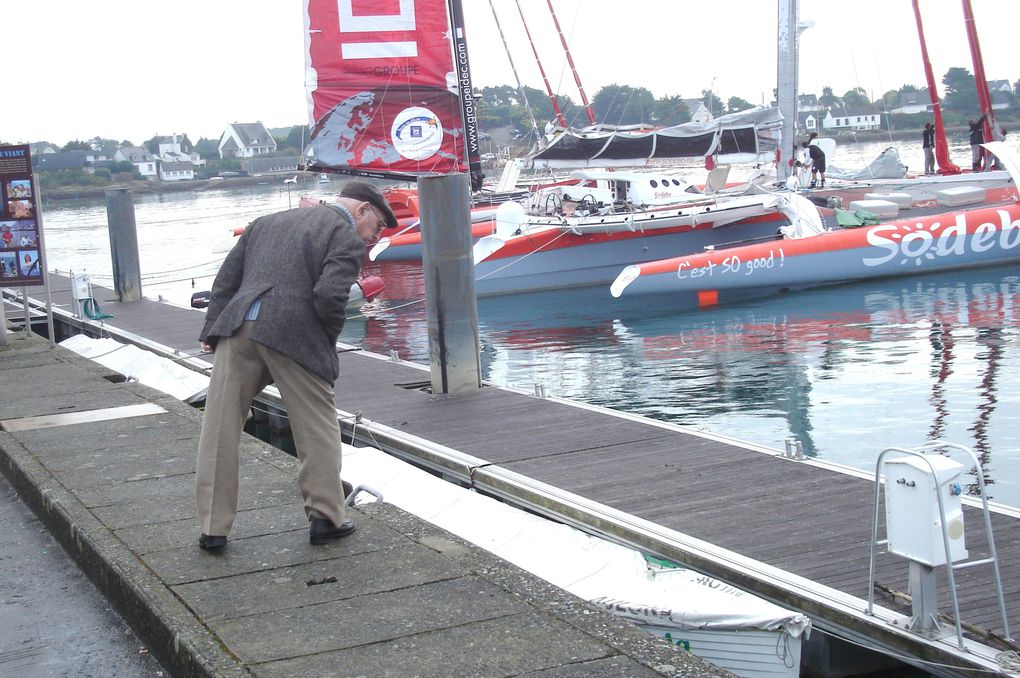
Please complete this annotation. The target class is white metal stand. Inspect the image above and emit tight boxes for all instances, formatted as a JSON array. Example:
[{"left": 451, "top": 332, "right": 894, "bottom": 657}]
[{"left": 867, "top": 441, "right": 1011, "bottom": 650}]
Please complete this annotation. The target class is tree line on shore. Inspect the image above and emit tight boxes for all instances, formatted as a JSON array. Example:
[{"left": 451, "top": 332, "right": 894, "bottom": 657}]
[
  {"left": 477, "top": 66, "right": 1017, "bottom": 134},
  {"left": 11, "top": 65, "right": 1015, "bottom": 192}
]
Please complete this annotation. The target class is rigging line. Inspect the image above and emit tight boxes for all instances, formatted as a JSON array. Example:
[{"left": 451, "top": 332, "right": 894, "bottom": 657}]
[
  {"left": 345, "top": 295, "right": 426, "bottom": 322},
  {"left": 545, "top": 0, "right": 596, "bottom": 125},
  {"left": 869, "top": 53, "right": 895, "bottom": 144},
  {"left": 142, "top": 272, "right": 221, "bottom": 285},
  {"left": 846, "top": 53, "right": 863, "bottom": 146},
  {"left": 134, "top": 209, "right": 268, "bottom": 228},
  {"left": 142, "top": 273, "right": 219, "bottom": 286},
  {"left": 343, "top": 413, "right": 388, "bottom": 459},
  {"left": 141, "top": 265, "right": 222, "bottom": 281},
  {"left": 487, "top": 0, "right": 540, "bottom": 137},
  {"left": 514, "top": 0, "right": 567, "bottom": 128},
  {"left": 474, "top": 228, "right": 573, "bottom": 280},
  {"left": 136, "top": 257, "right": 227, "bottom": 276}
]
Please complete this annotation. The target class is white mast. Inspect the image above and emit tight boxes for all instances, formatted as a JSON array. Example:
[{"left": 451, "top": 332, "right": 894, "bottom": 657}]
[{"left": 777, "top": 0, "right": 805, "bottom": 181}]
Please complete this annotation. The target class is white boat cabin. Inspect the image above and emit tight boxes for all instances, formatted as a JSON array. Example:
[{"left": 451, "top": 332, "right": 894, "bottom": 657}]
[{"left": 531, "top": 170, "right": 705, "bottom": 216}]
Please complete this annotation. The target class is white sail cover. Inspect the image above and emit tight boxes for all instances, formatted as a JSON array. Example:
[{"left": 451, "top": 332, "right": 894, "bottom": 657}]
[
  {"left": 528, "top": 106, "right": 783, "bottom": 169},
  {"left": 825, "top": 147, "right": 908, "bottom": 180}
]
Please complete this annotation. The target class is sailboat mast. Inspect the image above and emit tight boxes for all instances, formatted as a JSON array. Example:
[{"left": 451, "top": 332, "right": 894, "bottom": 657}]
[
  {"left": 514, "top": 0, "right": 567, "bottom": 128},
  {"left": 488, "top": 0, "right": 541, "bottom": 137},
  {"left": 961, "top": 0, "right": 1003, "bottom": 149},
  {"left": 544, "top": 0, "right": 597, "bottom": 126},
  {"left": 912, "top": 0, "right": 961, "bottom": 175},
  {"left": 776, "top": 0, "right": 799, "bottom": 182}
]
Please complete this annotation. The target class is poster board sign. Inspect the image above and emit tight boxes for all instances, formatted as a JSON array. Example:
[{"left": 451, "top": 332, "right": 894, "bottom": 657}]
[{"left": 0, "top": 145, "right": 44, "bottom": 286}]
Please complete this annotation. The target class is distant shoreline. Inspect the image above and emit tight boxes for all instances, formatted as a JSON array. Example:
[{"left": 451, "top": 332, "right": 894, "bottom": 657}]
[
  {"left": 37, "top": 122, "right": 1011, "bottom": 202},
  {"left": 38, "top": 174, "right": 317, "bottom": 204}
]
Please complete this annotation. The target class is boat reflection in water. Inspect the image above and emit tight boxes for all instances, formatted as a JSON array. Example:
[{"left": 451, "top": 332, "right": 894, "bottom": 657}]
[{"left": 346, "top": 261, "right": 1020, "bottom": 509}]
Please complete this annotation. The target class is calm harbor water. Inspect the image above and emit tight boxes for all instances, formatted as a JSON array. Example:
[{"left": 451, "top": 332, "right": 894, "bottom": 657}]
[{"left": 37, "top": 138, "right": 1020, "bottom": 509}]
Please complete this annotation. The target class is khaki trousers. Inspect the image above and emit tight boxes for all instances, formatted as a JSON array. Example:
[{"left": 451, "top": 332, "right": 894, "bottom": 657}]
[{"left": 196, "top": 321, "right": 345, "bottom": 536}]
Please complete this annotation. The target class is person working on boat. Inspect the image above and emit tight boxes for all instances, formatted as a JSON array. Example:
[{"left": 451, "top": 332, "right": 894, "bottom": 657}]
[
  {"left": 969, "top": 114, "right": 986, "bottom": 171},
  {"left": 802, "top": 139, "right": 826, "bottom": 189},
  {"left": 194, "top": 181, "right": 396, "bottom": 552},
  {"left": 922, "top": 122, "right": 936, "bottom": 175}
]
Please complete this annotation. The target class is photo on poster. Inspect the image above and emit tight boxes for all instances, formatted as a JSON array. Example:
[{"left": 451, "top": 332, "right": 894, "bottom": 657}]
[
  {"left": 1, "top": 221, "right": 17, "bottom": 248},
  {"left": 5, "top": 179, "right": 32, "bottom": 199},
  {"left": 8, "top": 199, "right": 33, "bottom": 219},
  {"left": 18, "top": 249, "right": 41, "bottom": 277},
  {"left": 9, "top": 220, "right": 36, "bottom": 247},
  {"left": 0, "top": 251, "right": 17, "bottom": 277}
]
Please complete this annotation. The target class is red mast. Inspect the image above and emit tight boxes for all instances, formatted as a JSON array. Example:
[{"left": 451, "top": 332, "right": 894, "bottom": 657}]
[
  {"left": 544, "top": 0, "right": 597, "bottom": 126},
  {"left": 912, "top": 0, "right": 960, "bottom": 175},
  {"left": 514, "top": 0, "right": 567, "bottom": 128},
  {"left": 961, "top": 0, "right": 1003, "bottom": 158}
]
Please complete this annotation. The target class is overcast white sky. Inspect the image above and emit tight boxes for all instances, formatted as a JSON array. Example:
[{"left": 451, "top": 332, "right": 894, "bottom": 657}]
[{"left": 5, "top": 0, "right": 1016, "bottom": 147}]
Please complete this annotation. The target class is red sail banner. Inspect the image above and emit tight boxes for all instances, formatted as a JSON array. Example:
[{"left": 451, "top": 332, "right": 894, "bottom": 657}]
[{"left": 304, "top": 0, "right": 477, "bottom": 179}]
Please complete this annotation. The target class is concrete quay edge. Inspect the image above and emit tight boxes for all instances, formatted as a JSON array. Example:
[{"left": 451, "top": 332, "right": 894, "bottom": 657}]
[{"left": 0, "top": 330, "right": 730, "bottom": 678}]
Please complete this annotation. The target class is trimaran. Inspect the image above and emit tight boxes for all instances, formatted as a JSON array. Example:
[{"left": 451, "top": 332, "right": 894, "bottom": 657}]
[{"left": 298, "top": 0, "right": 1017, "bottom": 306}]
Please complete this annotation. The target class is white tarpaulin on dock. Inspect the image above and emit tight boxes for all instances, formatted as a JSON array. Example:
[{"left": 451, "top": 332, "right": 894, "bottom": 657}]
[
  {"left": 60, "top": 335, "right": 208, "bottom": 402},
  {"left": 344, "top": 444, "right": 809, "bottom": 678}
]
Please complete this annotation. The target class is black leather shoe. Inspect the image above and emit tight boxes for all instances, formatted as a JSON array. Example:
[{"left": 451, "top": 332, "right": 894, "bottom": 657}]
[
  {"left": 309, "top": 517, "right": 356, "bottom": 545},
  {"left": 199, "top": 534, "right": 227, "bottom": 551}
]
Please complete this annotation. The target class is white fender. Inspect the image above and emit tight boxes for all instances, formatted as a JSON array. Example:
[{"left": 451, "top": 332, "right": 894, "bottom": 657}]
[
  {"left": 473, "top": 201, "right": 527, "bottom": 264},
  {"left": 610, "top": 265, "right": 641, "bottom": 298},
  {"left": 368, "top": 237, "right": 391, "bottom": 261},
  {"left": 369, "top": 218, "right": 420, "bottom": 261}
]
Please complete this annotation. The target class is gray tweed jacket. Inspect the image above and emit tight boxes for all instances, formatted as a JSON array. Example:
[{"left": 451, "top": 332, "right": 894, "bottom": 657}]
[{"left": 199, "top": 205, "right": 366, "bottom": 384}]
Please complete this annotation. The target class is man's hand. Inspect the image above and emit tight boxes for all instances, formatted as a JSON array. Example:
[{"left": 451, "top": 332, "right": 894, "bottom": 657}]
[{"left": 200, "top": 341, "right": 214, "bottom": 353}]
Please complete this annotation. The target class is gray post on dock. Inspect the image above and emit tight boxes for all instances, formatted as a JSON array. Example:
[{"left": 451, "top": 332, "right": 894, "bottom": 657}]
[
  {"left": 105, "top": 188, "right": 142, "bottom": 302},
  {"left": 419, "top": 173, "right": 482, "bottom": 395}
]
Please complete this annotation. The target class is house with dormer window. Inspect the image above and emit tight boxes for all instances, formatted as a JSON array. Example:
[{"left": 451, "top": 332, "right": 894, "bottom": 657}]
[
  {"left": 157, "top": 133, "right": 206, "bottom": 167},
  {"left": 218, "top": 122, "right": 278, "bottom": 159},
  {"left": 797, "top": 111, "right": 818, "bottom": 134},
  {"left": 113, "top": 145, "right": 158, "bottom": 179}
]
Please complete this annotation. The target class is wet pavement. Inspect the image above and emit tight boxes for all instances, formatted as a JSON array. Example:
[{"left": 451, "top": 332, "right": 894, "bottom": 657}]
[{"left": 0, "top": 472, "right": 165, "bottom": 677}]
